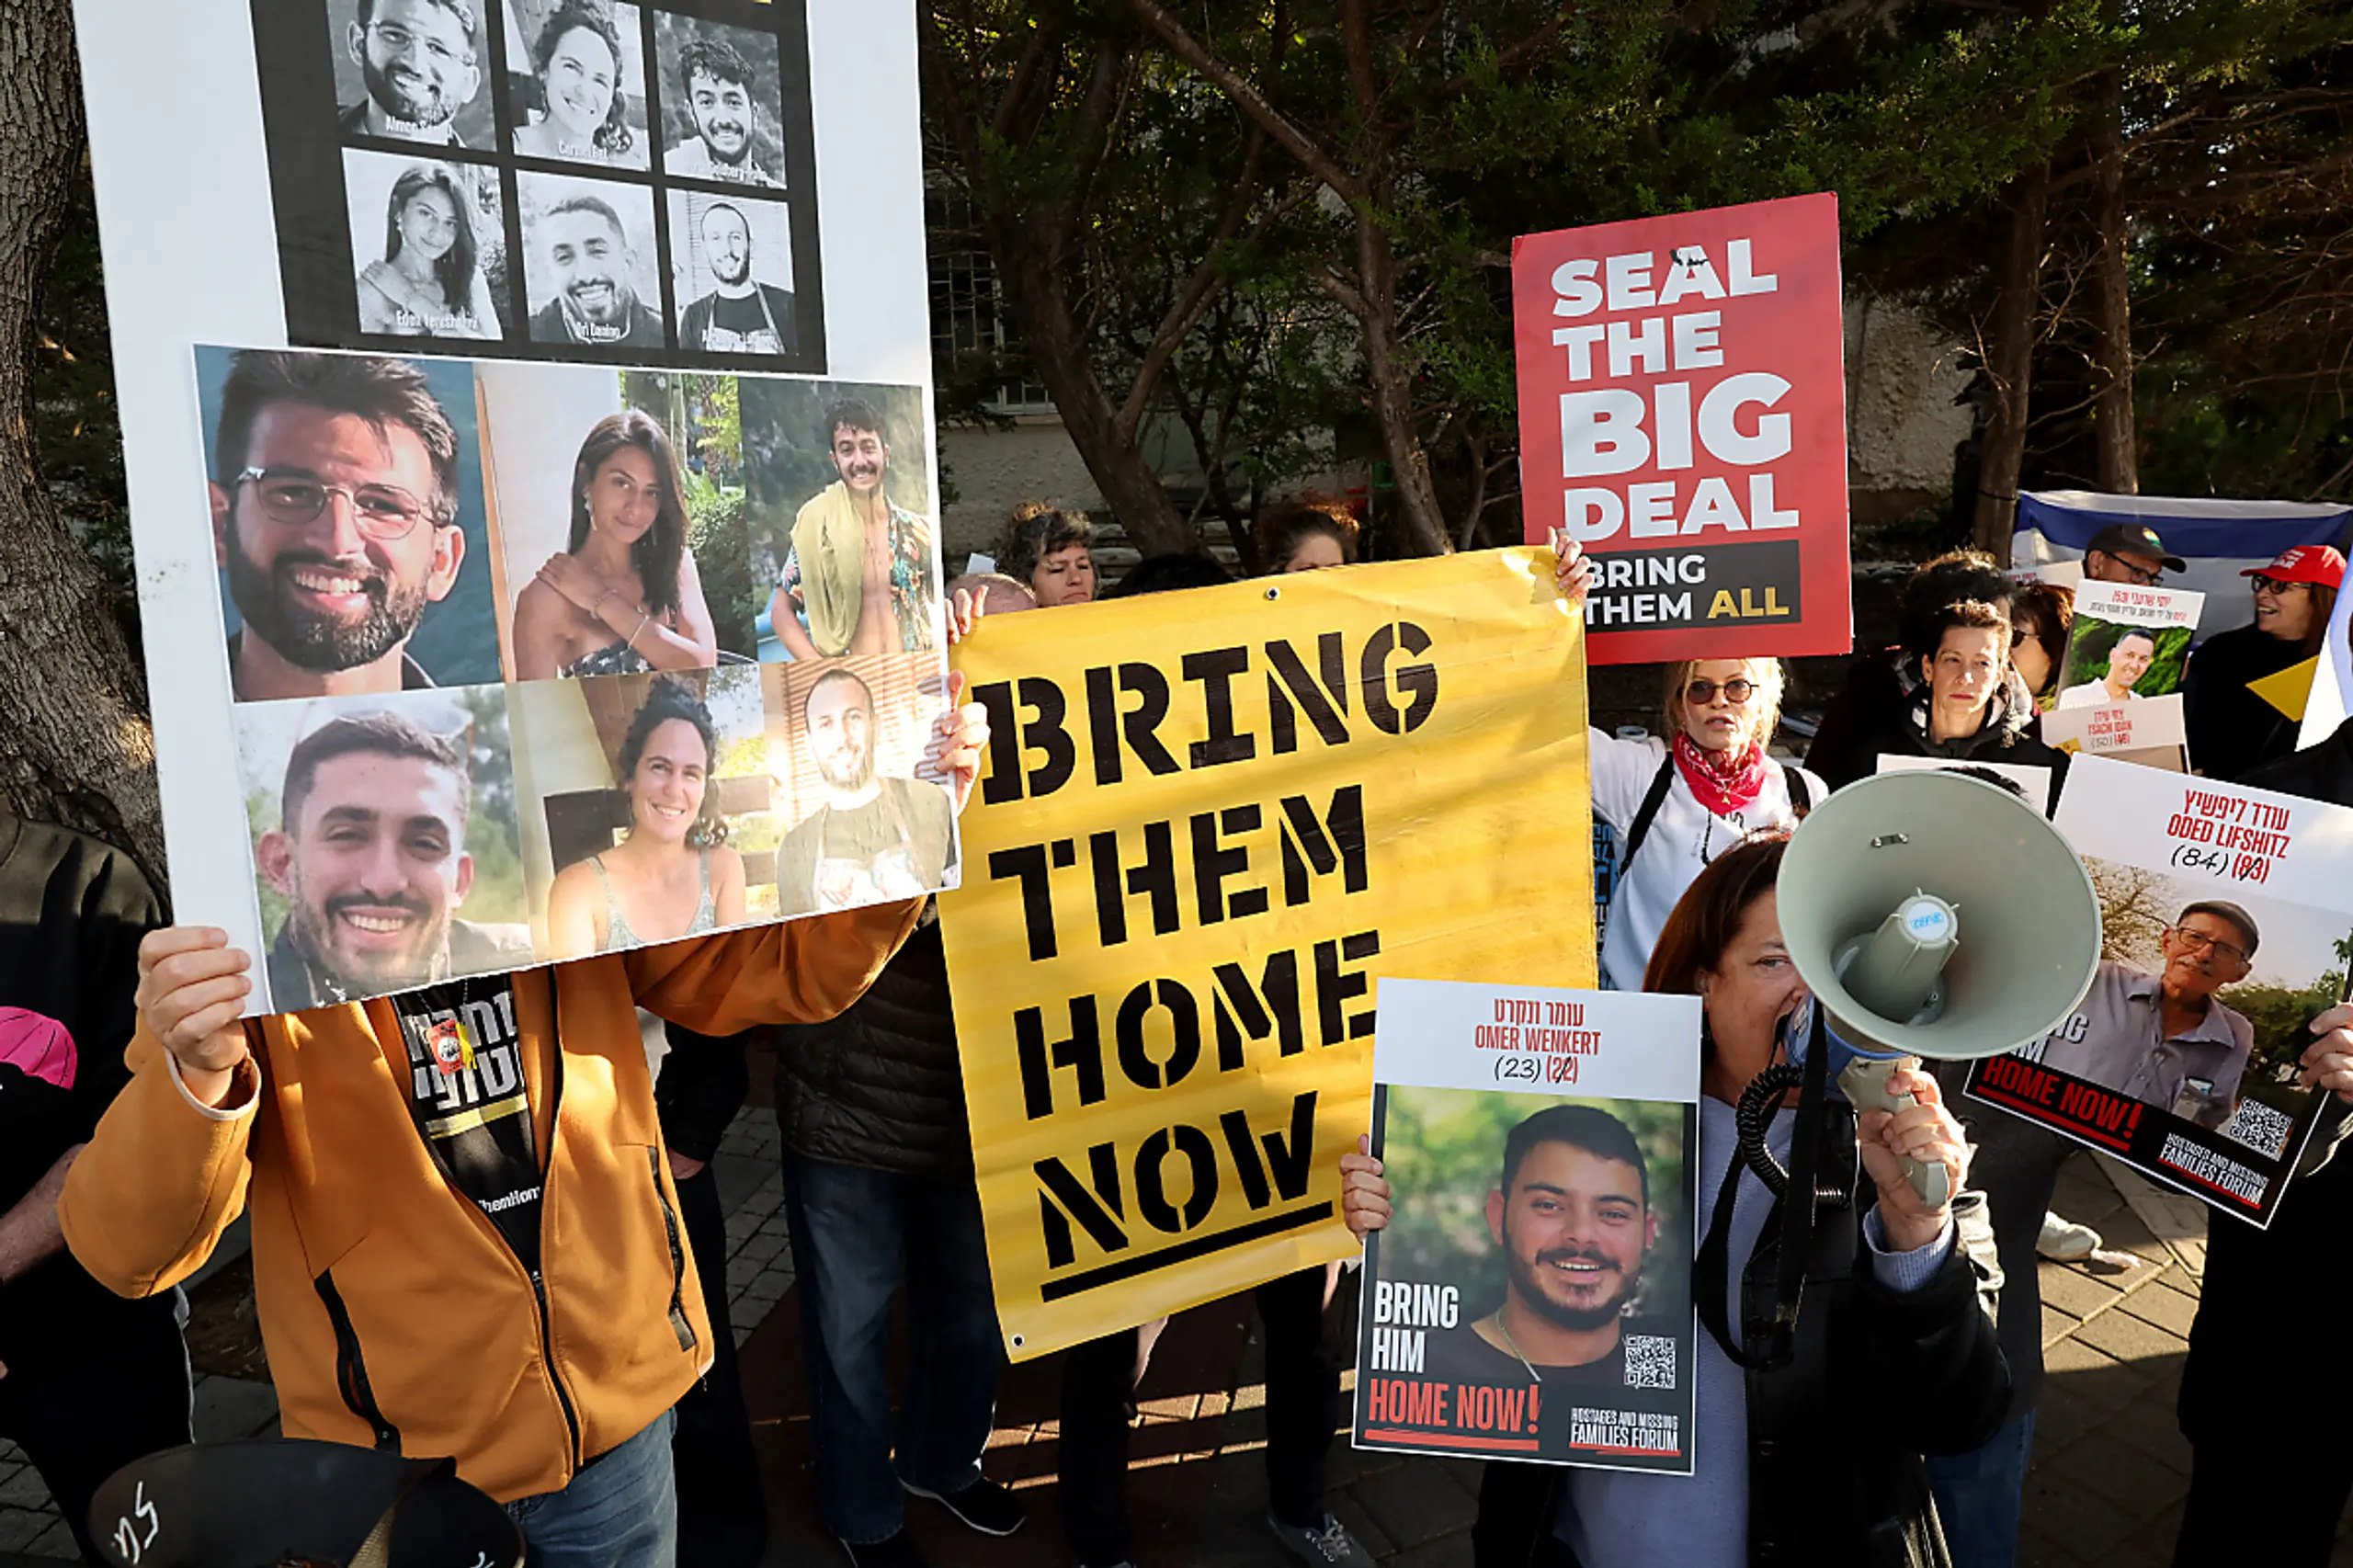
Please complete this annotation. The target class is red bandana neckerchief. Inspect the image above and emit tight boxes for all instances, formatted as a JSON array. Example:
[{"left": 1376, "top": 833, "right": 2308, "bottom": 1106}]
[{"left": 1673, "top": 732, "right": 1768, "bottom": 817}]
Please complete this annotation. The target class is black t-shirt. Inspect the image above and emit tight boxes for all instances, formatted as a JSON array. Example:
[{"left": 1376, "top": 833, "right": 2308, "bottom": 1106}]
[
  {"left": 389, "top": 976, "right": 543, "bottom": 1274},
  {"left": 775, "top": 778, "right": 956, "bottom": 915}
]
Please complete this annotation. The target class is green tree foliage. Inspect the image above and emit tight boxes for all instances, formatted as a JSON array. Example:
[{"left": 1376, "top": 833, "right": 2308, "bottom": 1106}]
[{"left": 1378, "top": 1085, "right": 1693, "bottom": 1324}]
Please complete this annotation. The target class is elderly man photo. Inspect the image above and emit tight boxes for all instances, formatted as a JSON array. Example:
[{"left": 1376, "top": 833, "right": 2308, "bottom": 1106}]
[
  {"left": 256, "top": 708, "right": 528, "bottom": 1009},
  {"left": 2057, "top": 629, "right": 2159, "bottom": 709},
  {"left": 768, "top": 400, "right": 938, "bottom": 661},
  {"left": 676, "top": 200, "right": 798, "bottom": 356},
  {"left": 338, "top": 0, "right": 485, "bottom": 147},
  {"left": 212, "top": 350, "right": 469, "bottom": 702},
  {"left": 664, "top": 35, "right": 782, "bottom": 187},
  {"left": 528, "top": 192, "right": 665, "bottom": 349},
  {"left": 2035, "top": 901, "right": 2258, "bottom": 1128},
  {"left": 1422, "top": 1103, "right": 1684, "bottom": 1399},
  {"left": 776, "top": 669, "right": 956, "bottom": 916}
]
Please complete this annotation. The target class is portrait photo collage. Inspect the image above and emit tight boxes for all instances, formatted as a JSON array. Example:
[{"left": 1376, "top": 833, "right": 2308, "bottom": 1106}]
[
  {"left": 252, "top": 0, "right": 825, "bottom": 373},
  {"left": 201, "top": 341, "right": 953, "bottom": 1010}
]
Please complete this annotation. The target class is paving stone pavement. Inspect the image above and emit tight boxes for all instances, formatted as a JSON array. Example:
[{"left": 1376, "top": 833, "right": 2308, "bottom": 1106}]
[{"left": 6, "top": 1123, "right": 2345, "bottom": 1566}]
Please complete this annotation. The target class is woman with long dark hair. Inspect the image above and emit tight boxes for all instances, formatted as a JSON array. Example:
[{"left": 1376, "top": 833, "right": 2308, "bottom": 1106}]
[
  {"left": 1343, "top": 835, "right": 2007, "bottom": 1567},
  {"left": 511, "top": 0, "right": 643, "bottom": 167},
  {"left": 356, "top": 165, "right": 500, "bottom": 339},
  {"left": 514, "top": 409, "right": 719, "bottom": 678},
  {"left": 547, "top": 677, "right": 746, "bottom": 958}
]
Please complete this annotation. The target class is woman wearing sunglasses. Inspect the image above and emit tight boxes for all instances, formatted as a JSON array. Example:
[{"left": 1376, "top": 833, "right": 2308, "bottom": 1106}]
[
  {"left": 2183, "top": 546, "right": 2344, "bottom": 781},
  {"left": 1552, "top": 536, "right": 1824, "bottom": 992}
]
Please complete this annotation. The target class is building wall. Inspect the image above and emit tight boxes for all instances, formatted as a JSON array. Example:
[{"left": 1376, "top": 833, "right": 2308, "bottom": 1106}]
[
  {"left": 1846, "top": 296, "right": 1974, "bottom": 528},
  {"left": 938, "top": 416, "right": 1103, "bottom": 562}
]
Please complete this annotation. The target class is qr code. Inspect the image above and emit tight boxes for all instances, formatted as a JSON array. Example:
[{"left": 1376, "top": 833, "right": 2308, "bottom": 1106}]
[
  {"left": 2218, "top": 1098, "right": 2294, "bottom": 1161},
  {"left": 1622, "top": 1334, "right": 1677, "bottom": 1390}
]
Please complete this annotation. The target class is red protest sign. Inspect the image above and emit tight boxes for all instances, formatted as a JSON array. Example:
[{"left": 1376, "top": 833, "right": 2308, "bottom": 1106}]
[{"left": 1515, "top": 194, "right": 1851, "bottom": 664}]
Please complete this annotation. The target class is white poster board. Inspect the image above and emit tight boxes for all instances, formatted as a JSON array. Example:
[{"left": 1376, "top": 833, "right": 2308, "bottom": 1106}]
[{"left": 73, "top": 0, "right": 949, "bottom": 1011}]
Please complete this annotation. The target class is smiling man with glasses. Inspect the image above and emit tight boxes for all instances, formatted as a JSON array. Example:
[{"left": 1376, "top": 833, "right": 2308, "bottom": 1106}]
[
  {"left": 210, "top": 349, "right": 468, "bottom": 701},
  {"left": 338, "top": 0, "right": 484, "bottom": 146},
  {"left": 2033, "top": 899, "right": 2258, "bottom": 1130}
]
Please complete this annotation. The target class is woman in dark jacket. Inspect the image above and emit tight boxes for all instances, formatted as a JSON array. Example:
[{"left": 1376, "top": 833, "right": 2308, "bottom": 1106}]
[
  {"left": 1341, "top": 835, "right": 2010, "bottom": 1568},
  {"left": 1846, "top": 598, "right": 2067, "bottom": 811},
  {"left": 2182, "top": 545, "right": 2343, "bottom": 780},
  {"left": 1809, "top": 551, "right": 2018, "bottom": 790}
]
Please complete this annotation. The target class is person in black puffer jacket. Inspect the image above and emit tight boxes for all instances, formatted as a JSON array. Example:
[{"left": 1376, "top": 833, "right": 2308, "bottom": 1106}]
[
  {"left": 1341, "top": 835, "right": 2009, "bottom": 1568},
  {"left": 774, "top": 903, "right": 1026, "bottom": 1566},
  {"left": 1809, "top": 551, "right": 2019, "bottom": 791},
  {"left": 1841, "top": 599, "right": 2068, "bottom": 812},
  {"left": 2169, "top": 725, "right": 2353, "bottom": 1567}
]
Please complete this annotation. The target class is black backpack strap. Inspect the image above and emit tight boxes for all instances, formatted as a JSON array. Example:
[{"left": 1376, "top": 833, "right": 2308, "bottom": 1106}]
[
  {"left": 1786, "top": 764, "right": 1813, "bottom": 818},
  {"left": 1617, "top": 749, "right": 1680, "bottom": 878}
]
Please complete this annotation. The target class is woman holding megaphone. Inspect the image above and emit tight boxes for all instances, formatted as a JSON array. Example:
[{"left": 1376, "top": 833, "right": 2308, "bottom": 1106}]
[
  {"left": 1551, "top": 536, "right": 1825, "bottom": 992},
  {"left": 1341, "top": 833, "right": 2007, "bottom": 1568}
]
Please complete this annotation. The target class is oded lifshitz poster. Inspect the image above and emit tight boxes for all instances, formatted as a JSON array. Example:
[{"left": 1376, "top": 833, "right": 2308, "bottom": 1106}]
[
  {"left": 1965, "top": 756, "right": 2349, "bottom": 1226},
  {"left": 70, "top": 0, "right": 938, "bottom": 1011},
  {"left": 1354, "top": 979, "right": 1699, "bottom": 1473},
  {"left": 1514, "top": 193, "right": 1851, "bottom": 665}
]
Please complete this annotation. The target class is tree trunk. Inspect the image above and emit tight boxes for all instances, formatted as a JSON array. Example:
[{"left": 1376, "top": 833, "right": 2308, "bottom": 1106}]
[
  {"left": 1356, "top": 208, "right": 1451, "bottom": 558},
  {"left": 990, "top": 232, "right": 1199, "bottom": 557},
  {"left": 0, "top": 7, "right": 163, "bottom": 885},
  {"left": 2088, "top": 70, "right": 2138, "bottom": 494},
  {"left": 1972, "top": 165, "right": 2049, "bottom": 560}
]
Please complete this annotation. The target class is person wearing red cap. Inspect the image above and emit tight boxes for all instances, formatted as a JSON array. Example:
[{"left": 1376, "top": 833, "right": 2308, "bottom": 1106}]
[{"left": 2182, "top": 544, "right": 2346, "bottom": 779}]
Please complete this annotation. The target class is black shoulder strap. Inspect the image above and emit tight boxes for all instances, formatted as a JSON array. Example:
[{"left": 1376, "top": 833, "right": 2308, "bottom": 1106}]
[
  {"left": 1786, "top": 764, "right": 1813, "bottom": 817},
  {"left": 1617, "top": 750, "right": 1680, "bottom": 877}
]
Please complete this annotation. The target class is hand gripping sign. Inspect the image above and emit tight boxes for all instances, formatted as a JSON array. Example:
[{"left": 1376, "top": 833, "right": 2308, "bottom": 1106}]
[{"left": 1516, "top": 194, "right": 1852, "bottom": 664}]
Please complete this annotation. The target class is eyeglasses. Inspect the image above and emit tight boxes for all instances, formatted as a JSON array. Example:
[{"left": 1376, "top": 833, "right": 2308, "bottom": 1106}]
[
  {"left": 2250, "top": 574, "right": 2309, "bottom": 597},
  {"left": 366, "top": 20, "right": 472, "bottom": 68},
  {"left": 1685, "top": 677, "right": 1757, "bottom": 706},
  {"left": 234, "top": 467, "right": 441, "bottom": 541},
  {"left": 2167, "top": 926, "right": 2249, "bottom": 966},
  {"left": 2093, "top": 551, "right": 2164, "bottom": 586}
]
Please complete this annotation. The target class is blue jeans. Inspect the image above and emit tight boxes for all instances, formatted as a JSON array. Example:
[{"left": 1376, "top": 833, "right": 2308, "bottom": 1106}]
[
  {"left": 1926, "top": 1410, "right": 2035, "bottom": 1568},
  {"left": 783, "top": 1149, "right": 1004, "bottom": 1544},
  {"left": 506, "top": 1409, "right": 677, "bottom": 1568}
]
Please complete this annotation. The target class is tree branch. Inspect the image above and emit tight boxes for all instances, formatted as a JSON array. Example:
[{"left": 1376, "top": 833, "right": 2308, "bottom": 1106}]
[{"left": 1125, "top": 0, "right": 1365, "bottom": 202}]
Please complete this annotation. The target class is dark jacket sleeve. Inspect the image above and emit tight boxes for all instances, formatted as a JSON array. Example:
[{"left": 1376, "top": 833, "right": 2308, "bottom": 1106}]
[
  {"left": 69, "top": 840, "right": 165, "bottom": 1142},
  {"left": 1855, "top": 1218, "right": 2012, "bottom": 1457},
  {"left": 655, "top": 1025, "right": 756, "bottom": 1165}
]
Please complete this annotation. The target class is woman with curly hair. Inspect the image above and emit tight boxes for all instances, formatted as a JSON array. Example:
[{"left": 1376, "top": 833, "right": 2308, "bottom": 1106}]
[
  {"left": 512, "top": 0, "right": 644, "bottom": 167},
  {"left": 997, "top": 502, "right": 1097, "bottom": 607},
  {"left": 547, "top": 676, "right": 746, "bottom": 957}
]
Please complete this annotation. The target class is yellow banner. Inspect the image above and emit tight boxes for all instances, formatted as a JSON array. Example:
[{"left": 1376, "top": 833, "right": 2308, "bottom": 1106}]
[{"left": 939, "top": 548, "right": 1595, "bottom": 1359}]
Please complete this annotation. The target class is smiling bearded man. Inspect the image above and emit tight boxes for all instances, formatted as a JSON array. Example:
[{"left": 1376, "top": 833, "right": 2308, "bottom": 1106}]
[{"left": 1423, "top": 1104, "right": 1686, "bottom": 1411}]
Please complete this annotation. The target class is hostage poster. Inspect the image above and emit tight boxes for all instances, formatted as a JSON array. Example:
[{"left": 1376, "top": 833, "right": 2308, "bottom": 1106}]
[
  {"left": 69, "top": 0, "right": 942, "bottom": 1010},
  {"left": 2040, "top": 579, "right": 2201, "bottom": 763},
  {"left": 938, "top": 551, "right": 1597, "bottom": 1361},
  {"left": 1353, "top": 979, "right": 1699, "bottom": 1474},
  {"left": 1965, "top": 755, "right": 2348, "bottom": 1225},
  {"left": 1514, "top": 192, "right": 1851, "bottom": 665}
]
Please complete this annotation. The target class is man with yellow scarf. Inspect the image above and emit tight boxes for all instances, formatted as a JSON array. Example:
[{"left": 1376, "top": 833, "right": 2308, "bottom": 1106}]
[{"left": 770, "top": 399, "right": 938, "bottom": 659}]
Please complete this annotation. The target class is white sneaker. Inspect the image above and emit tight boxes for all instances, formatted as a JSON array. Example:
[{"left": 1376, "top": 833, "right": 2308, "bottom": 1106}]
[
  {"left": 1269, "top": 1513, "right": 1368, "bottom": 1564},
  {"left": 2037, "top": 1210, "right": 2100, "bottom": 1261}
]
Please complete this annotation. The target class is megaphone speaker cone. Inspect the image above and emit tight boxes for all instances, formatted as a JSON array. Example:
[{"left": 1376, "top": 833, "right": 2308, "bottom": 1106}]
[{"left": 1779, "top": 769, "right": 2101, "bottom": 1062}]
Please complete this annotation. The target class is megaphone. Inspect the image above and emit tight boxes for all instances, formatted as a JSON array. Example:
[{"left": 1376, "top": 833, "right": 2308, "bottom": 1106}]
[{"left": 1776, "top": 767, "right": 2103, "bottom": 1203}]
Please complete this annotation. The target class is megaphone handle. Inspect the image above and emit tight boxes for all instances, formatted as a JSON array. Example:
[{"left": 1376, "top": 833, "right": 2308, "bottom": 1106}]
[{"left": 1836, "top": 1057, "right": 1952, "bottom": 1210}]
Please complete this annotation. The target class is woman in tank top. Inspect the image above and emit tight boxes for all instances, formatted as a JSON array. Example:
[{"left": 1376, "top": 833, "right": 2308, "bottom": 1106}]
[{"left": 547, "top": 677, "right": 745, "bottom": 957}]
